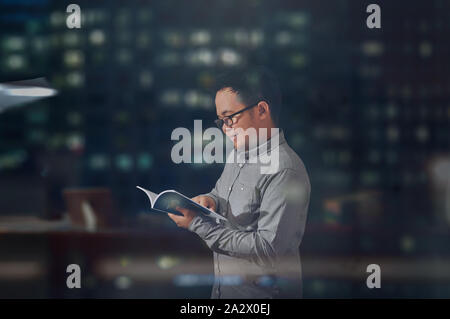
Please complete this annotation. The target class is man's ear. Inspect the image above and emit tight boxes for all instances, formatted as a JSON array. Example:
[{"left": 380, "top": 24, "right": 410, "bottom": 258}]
[{"left": 257, "top": 101, "right": 270, "bottom": 119}]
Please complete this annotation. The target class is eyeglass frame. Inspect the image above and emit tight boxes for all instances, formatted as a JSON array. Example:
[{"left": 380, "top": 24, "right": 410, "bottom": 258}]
[{"left": 214, "top": 103, "right": 258, "bottom": 129}]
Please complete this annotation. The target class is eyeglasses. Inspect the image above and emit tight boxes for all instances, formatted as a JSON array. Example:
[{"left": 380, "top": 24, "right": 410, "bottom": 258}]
[{"left": 214, "top": 103, "right": 257, "bottom": 129}]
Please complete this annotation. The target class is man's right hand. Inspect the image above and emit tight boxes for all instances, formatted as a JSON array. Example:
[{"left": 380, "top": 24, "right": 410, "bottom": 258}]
[{"left": 192, "top": 195, "right": 217, "bottom": 212}]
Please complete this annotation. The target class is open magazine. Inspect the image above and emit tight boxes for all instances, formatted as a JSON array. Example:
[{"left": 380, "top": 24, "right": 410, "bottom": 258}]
[{"left": 136, "top": 186, "right": 227, "bottom": 221}]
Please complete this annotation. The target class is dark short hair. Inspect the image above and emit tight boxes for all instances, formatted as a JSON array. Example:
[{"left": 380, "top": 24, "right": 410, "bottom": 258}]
[{"left": 213, "top": 66, "right": 282, "bottom": 126}]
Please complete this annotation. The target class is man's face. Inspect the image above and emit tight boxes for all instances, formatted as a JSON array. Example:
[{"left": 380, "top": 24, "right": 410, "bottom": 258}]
[{"left": 215, "top": 88, "right": 258, "bottom": 149}]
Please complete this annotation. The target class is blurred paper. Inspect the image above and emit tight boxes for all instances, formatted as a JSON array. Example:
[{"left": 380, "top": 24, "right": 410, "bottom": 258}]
[{"left": 0, "top": 77, "right": 57, "bottom": 114}]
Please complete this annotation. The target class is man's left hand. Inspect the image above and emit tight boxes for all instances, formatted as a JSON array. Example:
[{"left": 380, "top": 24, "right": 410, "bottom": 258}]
[{"left": 168, "top": 206, "right": 197, "bottom": 229}]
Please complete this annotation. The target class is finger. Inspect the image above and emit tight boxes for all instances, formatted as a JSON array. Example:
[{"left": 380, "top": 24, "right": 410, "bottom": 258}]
[
  {"left": 168, "top": 212, "right": 183, "bottom": 222},
  {"left": 202, "top": 199, "right": 213, "bottom": 209},
  {"left": 197, "top": 201, "right": 206, "bottom": 208},
  {"left": 192, "top": 196, "right": 201, "bottom": 204},
  {"left": 168, "top": 213, "right": 184, "bottom": 227},
  {"left": 200, "top": 199, "right": 210, "bottom": 208},
  {"left": 194, "top": 197, "right": 207, "bottom": 207},
  {"left": 204, "top": 201, "right": 212, "bottom": 209},
  {"left": 167, "top": 213, "right": 177, "bottom": 221},
  {"left": 175, "top": 206, "right": 189, "bottom": 216}
]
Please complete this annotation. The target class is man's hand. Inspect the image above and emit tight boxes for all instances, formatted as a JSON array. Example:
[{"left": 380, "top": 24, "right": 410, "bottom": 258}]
[
  {"left": 192, "top": 195, "right": 216, "bottom": 212},
  {"left": 168, "top": 195, "right": 216, "bottom": 229},
  {"left": 168, "top": 206, "right": 197, "bottom": 229}
]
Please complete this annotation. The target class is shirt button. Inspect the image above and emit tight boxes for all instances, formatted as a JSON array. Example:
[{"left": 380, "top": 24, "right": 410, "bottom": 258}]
[
  {"left": 239, "top": 163, "right": 243, "bottom": 167},
  {"left": 240, "top": 187, "right": 244, "bottom": 191},
  {"left": 228, "top": 186, "right": 232, "bottom": 191}
]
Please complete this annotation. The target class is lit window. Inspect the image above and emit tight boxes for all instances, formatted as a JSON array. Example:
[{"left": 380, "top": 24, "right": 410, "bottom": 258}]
[
  {"left": 161, "top": 90, "right": 181, "bottom": 106},
  {"left": 419, "top": 42, "right": 432, "bottom": 58},
  {"left": 50, "top": 12, "right": 65, "bottom": 27},
  {"left": 137, "top": 32, "right": 151, "bottom": 48},
  {"left": 250, "top": 30, "right": 264, "bottom": 47},
  {"left": 63, "top": 32, "right": 81, "bottom": 47},
  {"left": 48, "top": 134, "right": 66, "bottom": 149},
  {"left": 400, "top": 236, "right": 415, "bottom": 253},
  {"left": 387, "top": 126, "right": 400, "bottom": 143},
  {"left": 140, "top": 71, "right": 153, "bottom": 88},
  {"left": 90, "top": 154, "right": 109, "bottom": 170},
  {"left": 362, "top": 41, "right": 384, "bottom": 57},
  {"left": 66, "top": 133, "right": 84, "bottom": 152},
  {"left": 360, "top": 65, "right": 381, "bottom": 78},
  {"left": 163, "top": 31, "right": 184, "bottom": 48},
  {"left": 26, "top": 109, "right": 48, "bottom": 124},
  {"left": 67, "top": 112, "right": 82, "bottom": 126},
  {"left": 186, "top": 49, "right": 215, "bottom": 66},
  {"left": 137, "top": 10, "right": 152, "bottom": 24},
  {"left": 3, "top": 36, "right": 25, "bottom": 51},
  {"left": 0, "top": 150, "right": 27, "bottom": 170},
  {"left": 89, "top": 30, "right": 105, "bottom": 46},
  {"left": 66, "top": 71, "right": 84, "bottom": 88},
  {"left": 361, "top": 171, "right": 380, "bottom": 186},
  {"left": 32, "top": 37, "right": 49, "bottom": 52},
  {"left": 290, "top": 53, "right": 307, "bottom": 68},
  {"left": 386, "top": 103, "right": 398, "bottom": 119},
  {"left": 416, "top": 126, "right": 429, "bottom": 143},
  {"left": 198, "top": 72, "right": 214, "bottom": 89},
  {"left": 219, "top": 48, "right": 241, "bottom": 66},
  {"left": 287, "top": 12, "right": 309, "bottom": 28},
  {"left": 114, "top": 111, "right": 130, "bottom": 124},
  {"left": 28, "top": 130, "right": 45, "bottom": 143},
  {"left": 116, "top": 10, "right": 131, "bottom": 27},
  {"left": 232, "top": 29, "right": 249, "bottom": 46},
  {"left": 330, "top": 126, "right": 349, "bottom": 140},
  {"left": 190, "top": 30, "right": 211, "bottom": 46},
  {"left": 339, "top": 151, "right": 351, "bottom": 165},
  {"left": 275, "top": 31, "right": 293, "bottom": 46},
  {"left": 64, "top": 50, "right": 84, "bottom": 67},
  {"left": 117, "top": 49, "right": 132, "bottom": 65},
  {"left": 87, "top": 9, "right": 107, "bottom": 25},
  {"left": 184, "top": 90, "right": 213, "bottom": 109},
  {"left": 138, "top": 153, "right": 153, "bottom": 170},
  {"left": 116, "top": 154, "right": 133, "bottom": 171},
  {"left": 401, "top": 85, "right": 412, "bottom": 99},
  {"left": 159, "top": 51, "right": 181, "bottom": 66},
  {"left": 5, "top": 54, "right": 26, "bottom": 70}
]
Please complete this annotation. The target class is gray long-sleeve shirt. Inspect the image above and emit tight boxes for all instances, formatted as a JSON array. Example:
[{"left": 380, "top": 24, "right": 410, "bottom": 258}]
[{"left": 188, "top": 130, "right": 310, "bottom": 299}]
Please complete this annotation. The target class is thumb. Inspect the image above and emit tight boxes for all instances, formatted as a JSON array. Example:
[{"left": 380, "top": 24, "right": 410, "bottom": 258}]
[{"left": 175, "top": 206, "right": 188, "bottom": 215}]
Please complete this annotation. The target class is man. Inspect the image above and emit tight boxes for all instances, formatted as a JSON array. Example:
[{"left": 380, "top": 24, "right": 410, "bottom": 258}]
[{"left": 168, "top": 67, "right": 310, "bottom": 298}]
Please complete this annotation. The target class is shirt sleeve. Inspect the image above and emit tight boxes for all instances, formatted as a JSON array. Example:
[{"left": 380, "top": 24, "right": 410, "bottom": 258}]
[{"left": 188, "top": 168, "right": 310, "bottom": 267}]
